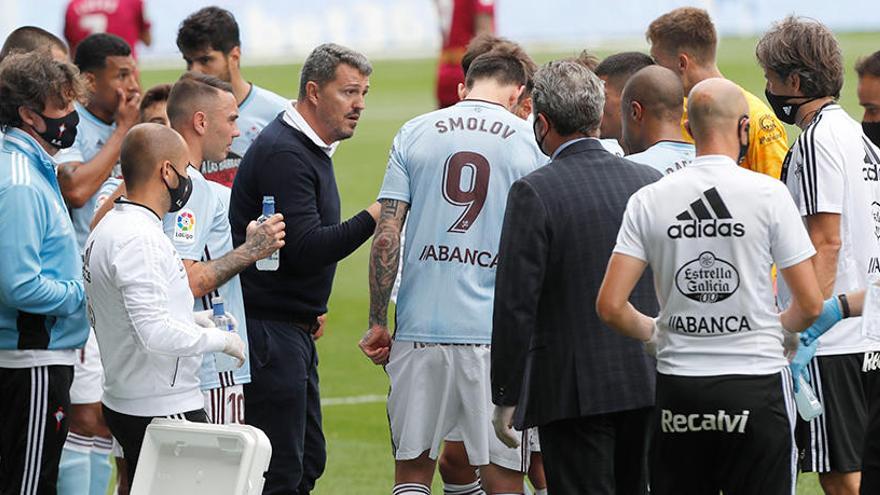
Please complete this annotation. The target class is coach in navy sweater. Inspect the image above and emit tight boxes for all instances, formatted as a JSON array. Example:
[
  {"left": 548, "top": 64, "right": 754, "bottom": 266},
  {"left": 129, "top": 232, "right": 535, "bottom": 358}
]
[{"left": 229, "top": 44, "right": 380, "bottom": 494}]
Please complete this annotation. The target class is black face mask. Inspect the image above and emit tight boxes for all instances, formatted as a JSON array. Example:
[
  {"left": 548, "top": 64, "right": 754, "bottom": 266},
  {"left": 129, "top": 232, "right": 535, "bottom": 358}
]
[
  {"left": 533, "top": 115, "right": 548, "bottom": 156},
  {"left": 864, "top": 121, "right": 880, "bottom": 147},
  {"left": 164, "top": 163, "right": 193, "bottom": 213},
  {"left": 738, "top": 115, "right": 750, "bottom": 165},
  {"left": 764, "top": 89, "right": 818, "bottom": 125},
  {"left": 34, "top": 109, "right": 79, "bottom": 149}
]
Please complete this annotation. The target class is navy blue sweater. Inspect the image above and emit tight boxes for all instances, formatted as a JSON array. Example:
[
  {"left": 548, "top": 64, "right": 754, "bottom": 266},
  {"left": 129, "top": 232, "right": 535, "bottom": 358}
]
[{"left": 230, "top": 114, "right": 375, "bottom": 320}]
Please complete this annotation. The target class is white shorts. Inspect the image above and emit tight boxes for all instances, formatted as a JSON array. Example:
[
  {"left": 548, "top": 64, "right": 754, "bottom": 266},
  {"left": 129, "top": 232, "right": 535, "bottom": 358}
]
[
  {"left": 70, "top": 329, "right": 103, "bottom": 404},
  {"left": 386, "top": 341, "right": 530, "bottom": 473},
  {"left": 528, "top": 428, "right": 541, "bottom": 453},
  {"left": 203, "top": 383, "right": 245, "bottom": 425}
]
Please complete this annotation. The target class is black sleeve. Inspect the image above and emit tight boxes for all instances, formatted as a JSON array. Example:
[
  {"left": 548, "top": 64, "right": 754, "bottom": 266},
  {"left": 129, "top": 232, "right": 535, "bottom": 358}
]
[
  {"left": 259, "top": 150, "right": 376, "bottom": 270},
  {"left": 491, "top": 179, "right": 550, "bottom": 406}
]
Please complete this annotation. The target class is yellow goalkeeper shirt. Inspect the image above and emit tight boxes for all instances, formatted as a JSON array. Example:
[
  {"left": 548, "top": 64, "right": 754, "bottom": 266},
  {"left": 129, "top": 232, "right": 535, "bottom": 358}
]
[{"left": 681, "top": 85, "right": 787, "bottom": 179}]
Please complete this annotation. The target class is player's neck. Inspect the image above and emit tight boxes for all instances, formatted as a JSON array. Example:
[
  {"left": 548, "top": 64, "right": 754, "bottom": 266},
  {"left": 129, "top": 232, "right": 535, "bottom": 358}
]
[
  {"left": 86, "top": 102, "right": 114, "bottom": 125},
  {"left": 20, "top": 125, "right": 59, "bottom": 156},
  {"left": 795, "top": 97, "right": 835, "bottom": 129},
  {"left": 464, "top": 84, "right": 513, "bottom": 109},
  {"left": 125, "top": 187, "right": 168, "bottom": 219},
  {"left": 230, "top": 73, "right": 251, "bottom": 106},
  {"left": 685, "top": 65, "right": 724, "bottom": 94},
  {"left": 646, "top": 120, "right": 688, "bottom": 148}
]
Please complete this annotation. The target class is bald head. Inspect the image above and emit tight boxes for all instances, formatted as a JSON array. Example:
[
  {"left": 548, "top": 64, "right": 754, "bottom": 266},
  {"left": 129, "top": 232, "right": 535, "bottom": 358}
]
[
  {"left": 121, "top": 123, "right": 189, "bottom": 191},
  {"left": 687, "top": 78, "right": 749, "bottom": 157},
  {"left": 620, "top": 65, "right": 686, "bottom": 153},
  {"left": 623, "top": 65, "right": 683, "bottom": 122}
]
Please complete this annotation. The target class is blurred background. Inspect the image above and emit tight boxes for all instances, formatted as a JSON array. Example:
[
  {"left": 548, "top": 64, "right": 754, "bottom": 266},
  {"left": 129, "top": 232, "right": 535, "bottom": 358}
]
[
  {"left": 4, "top": 1, "right": 877, "bottom": 493},
  {"left": 1, "top": 0, "right": 879, "bottom": 64}
]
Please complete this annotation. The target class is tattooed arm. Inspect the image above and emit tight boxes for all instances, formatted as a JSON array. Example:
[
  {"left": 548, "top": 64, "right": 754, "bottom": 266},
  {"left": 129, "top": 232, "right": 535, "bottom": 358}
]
[
  {"left": 360, "top": 199, "right": 409, "bottom": 364},
  {"left": 184, "top": 214, "right": 286, "bottom": 298}
]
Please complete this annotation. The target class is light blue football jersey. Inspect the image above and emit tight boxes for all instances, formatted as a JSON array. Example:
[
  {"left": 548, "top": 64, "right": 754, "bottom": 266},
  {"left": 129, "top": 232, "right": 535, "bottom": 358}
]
[
  {"left": 54, "top": 103, "right": 119, "bottom": 250},
  {"left": 379, "top": 99, "right": 546, "bottom": 344},
  {"left": 161, "top": 167, "right": 250, "bottom": 390},
  {"left": 625, "top": 140, "right": 695, "bottom": 175},
  {"left": 201, "top": 84, "right": 288, "bottom": 187}
]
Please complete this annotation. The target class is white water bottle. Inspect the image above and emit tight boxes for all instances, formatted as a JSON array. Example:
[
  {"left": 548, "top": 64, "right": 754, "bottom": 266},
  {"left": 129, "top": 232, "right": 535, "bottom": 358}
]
[
  {"left": 255, "top": 196, "right": 279, "bottom": 271},
  {"left": 795, "top": 375, "right": 824, "bottom": 421},
  {"left": 211, "top": 297, "right": 238, "bottom": 373}
]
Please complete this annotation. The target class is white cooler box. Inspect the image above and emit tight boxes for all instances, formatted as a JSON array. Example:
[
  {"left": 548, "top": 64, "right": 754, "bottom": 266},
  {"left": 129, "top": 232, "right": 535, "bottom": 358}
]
[{"left": 131, "top": 419, "right": 272, "bottom": 495}]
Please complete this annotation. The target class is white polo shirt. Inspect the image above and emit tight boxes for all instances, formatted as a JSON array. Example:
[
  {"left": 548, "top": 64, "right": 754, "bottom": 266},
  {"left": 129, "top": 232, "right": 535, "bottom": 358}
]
[
  {"left": 777, "top": 104, "right": 880, "bottom": 356},
  {"left": 83, "top": 200, "right": 228, "bottom": 416},
  {"left": 614, "top": 155, "right": 815, "bottom": 376}
]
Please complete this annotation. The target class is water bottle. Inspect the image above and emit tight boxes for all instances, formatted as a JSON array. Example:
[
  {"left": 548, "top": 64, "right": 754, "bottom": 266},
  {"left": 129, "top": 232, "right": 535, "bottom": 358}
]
[
  {"left": 255, "top": 196, "right": 279, "bottom": 271},
  {"left": 795, "top": 375, "right": 824, "bottom": 421},
  {"left": 211, "top": 297, "right": 239, "bottom": 372}
]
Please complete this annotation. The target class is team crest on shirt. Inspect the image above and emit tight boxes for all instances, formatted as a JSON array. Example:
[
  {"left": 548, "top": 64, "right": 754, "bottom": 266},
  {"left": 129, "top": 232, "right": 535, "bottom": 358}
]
[
  {"left": 174, "top": 209, "right": 196, "bottom": 244},
  {"left": 674, "top": 251, "right": 740, "bottom": 303},
  {"left": 872, "top": 202, "right": 880, "bottom": 241}
]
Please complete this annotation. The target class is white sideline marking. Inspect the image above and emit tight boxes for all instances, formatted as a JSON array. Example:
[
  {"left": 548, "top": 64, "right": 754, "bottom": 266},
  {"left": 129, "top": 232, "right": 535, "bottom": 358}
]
[{"left": 321, "top": 394, "right": 386, "bottom": 406}]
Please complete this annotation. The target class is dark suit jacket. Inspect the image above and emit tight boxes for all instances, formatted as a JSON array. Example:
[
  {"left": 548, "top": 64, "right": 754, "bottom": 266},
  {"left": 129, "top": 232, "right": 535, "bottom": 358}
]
[{"left": 491, "top": 138, "right": 662, "bottom": 429}]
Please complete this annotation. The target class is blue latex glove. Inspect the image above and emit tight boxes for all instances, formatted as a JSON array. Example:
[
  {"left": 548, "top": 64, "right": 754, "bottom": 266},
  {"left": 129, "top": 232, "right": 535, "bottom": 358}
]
[
  {"left": 801, "top": 298, "right": 843, "bottom": 346},
  {"left": 790, "top": 337, "right": 819, "bottom": 393}
]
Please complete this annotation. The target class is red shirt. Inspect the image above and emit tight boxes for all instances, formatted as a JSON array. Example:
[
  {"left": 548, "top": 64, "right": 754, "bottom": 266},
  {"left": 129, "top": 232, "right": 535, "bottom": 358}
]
[
  {"left": 64, "top": 0, "right": 150, "bottom": 58},
  {"left": 438, "top": 0, "right": 495, "bottom": 52}
]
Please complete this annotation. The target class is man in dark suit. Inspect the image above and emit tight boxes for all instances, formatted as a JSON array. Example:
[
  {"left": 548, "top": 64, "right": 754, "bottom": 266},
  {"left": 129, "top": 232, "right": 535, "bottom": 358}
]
[{"left": 490, "top": 59, "right": 662, "bottom": 494}]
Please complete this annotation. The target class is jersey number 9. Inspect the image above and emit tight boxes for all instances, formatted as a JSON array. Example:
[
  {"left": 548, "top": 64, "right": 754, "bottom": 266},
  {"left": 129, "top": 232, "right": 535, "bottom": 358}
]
[{"left": 442, "top": 151, "right": 490, "bottom": 233}]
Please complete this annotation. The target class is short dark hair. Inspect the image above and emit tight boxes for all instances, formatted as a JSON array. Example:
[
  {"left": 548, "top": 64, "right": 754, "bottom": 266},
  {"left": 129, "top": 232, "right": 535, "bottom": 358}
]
[
  {"left": 756, "top": 16, "right": 844, "bottom": 98},
  {"left": 856, "top": 51, "right": 880, "bottom": 78},
  {"left": 0, "top": 52, "right": 84, "bottom": 130},
  {"left": 462, "top": 35, "right": 536, "bottom": 99},
  {"left": 647, "top": 7, "right": 717, "bottom": 63},
  {"left": 74, "top": 33, "right": 131, "bottom": 73},
  {"left": 177, "top": 6, "right": 240, "bottom": 55},
  {"left": 595, "top": 52, "right": 655, "bottom": 87},
  {"left": 167, "top": 71, "right": 233, "bottom": 127},
  {"left": 140, "top": 83, "right": 172, "bottom": 114},
  {"left": 465, "top": 52, "right": 528, "bottom": 89},
  {"left": 0, "top": 26, "right": 67, "bottom": 63},
  {"left": 298, "top": 43, "right": 372, "bottom": 100}
]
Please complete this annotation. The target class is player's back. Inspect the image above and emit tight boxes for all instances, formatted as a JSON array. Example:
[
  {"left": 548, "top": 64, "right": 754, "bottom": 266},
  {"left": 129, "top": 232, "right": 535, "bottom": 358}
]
[
  {"left": 626, "top": 141, "right": 695, "bottom": 175},
  {"left": 379, "top": 99, "right": 545, "bottom": 344},
  {"left": 623, "top": 156, "right": 810, "bottom": 376}
]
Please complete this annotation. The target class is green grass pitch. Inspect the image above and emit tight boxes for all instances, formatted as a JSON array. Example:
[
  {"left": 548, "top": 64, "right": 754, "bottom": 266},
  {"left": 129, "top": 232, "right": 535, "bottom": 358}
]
[{"left": 136, "top": 32, "right": 878, "bottom": 494}]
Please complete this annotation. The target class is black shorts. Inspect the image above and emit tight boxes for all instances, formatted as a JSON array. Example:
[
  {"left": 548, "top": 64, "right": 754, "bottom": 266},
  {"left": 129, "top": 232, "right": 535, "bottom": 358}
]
[
  {"left": 857, "top": 351, "right": 880, "bottom": 493},
  {"left": 797, "top": 353, "right": 869, "bottom": 473},
  {"left": 0, "top": 365, "right": 74, "bottom": 495},
  {"left": 102, "top": 404, "right": 208, "bottom": 482},
  {"left": 651, "top": 371, "right": 796, "bottom": 495}
]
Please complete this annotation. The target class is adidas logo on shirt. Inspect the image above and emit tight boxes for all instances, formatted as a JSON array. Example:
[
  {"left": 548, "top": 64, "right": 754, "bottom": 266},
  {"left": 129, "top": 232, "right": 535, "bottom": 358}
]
[{"left": 667, "top": 187, "right": 745, "bottom": 239}]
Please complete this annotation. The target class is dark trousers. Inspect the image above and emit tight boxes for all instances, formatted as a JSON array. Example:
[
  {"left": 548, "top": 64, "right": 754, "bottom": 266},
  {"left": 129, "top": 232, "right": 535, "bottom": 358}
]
[
  {"left": 244, "top": 318, "right": 325, "bottom": 495},
  {"left": 538, "top": 407, "right": 651, "bottom": 495},
  {"left": 102, "top": 405, "right": 208, "bottom": 482},
  {"left": 0, "top": 365, "right": 72, "bottom": 495}
]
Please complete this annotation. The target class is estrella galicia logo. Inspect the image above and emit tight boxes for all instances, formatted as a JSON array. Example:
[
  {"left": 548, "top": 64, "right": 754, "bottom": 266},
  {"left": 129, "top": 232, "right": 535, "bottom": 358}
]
[
  {"left": 667, "top": 187, "right": 745, "bottom": 239},
  {"left": 675, "top": 251, "right": 740, "bottom": 303}
]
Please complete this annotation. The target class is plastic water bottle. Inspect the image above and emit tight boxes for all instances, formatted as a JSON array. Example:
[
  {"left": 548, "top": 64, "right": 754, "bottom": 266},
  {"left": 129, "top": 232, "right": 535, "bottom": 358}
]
[
  {"left": 255, "top": 196, "right": 279, "bottom": 271},
  {"left": 211, "top": 297, "right": 238, "bottom": 372},
  {"left": 795, "top": 375, "right": 824, "bottom": 421}
]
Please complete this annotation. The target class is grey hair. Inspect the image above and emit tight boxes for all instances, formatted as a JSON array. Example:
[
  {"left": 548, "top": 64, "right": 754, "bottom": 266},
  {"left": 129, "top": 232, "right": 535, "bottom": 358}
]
[
  {"left": 298, "top": 43, "right": 373, "bottom": 99},
  {"left": 532, "top": 60, "right": 605, "bottom": 135}
]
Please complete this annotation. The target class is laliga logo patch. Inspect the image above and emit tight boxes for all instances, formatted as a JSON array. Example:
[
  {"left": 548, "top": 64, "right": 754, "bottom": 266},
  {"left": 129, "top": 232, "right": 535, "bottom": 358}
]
[
  {"left": 174, "top": 209, "right": 196, "bottom": 244},
  {"left": 675, "top": 251, "right": 740, "bottom": 303}
]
